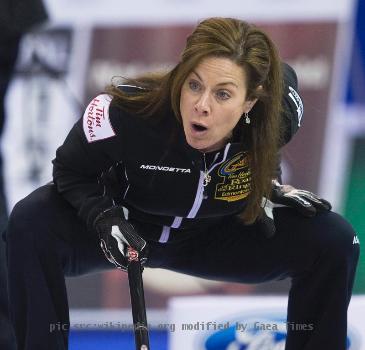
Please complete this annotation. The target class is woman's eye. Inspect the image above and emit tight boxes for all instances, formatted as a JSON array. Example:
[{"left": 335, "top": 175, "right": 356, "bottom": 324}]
[
  {"left": 188, "top": 80, "right": 201, "bottom": 91},
  {"left": 216, "top": 90, "right": 231, "bottom": 100}
]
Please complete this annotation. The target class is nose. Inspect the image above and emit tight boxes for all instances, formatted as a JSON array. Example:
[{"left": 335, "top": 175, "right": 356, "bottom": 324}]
[{"left": 194, "top": 91, "right": 210, "bottom": 116}]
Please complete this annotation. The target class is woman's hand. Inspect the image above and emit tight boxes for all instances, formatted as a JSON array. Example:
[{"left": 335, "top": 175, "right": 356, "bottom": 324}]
[
  {"left": 94, "top": 207, "right": 148, "bottom": 270},
  {"left": 270, "top": 179, "right": 332, "bottom": 216},
  {"left": 259, "top": 180, "right": 332, "bottom": 238}
]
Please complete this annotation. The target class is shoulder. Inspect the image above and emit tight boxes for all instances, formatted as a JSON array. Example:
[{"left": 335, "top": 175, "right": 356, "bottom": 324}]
[{"left": 81, "top": 87, "right": 163, "bottom": 144}]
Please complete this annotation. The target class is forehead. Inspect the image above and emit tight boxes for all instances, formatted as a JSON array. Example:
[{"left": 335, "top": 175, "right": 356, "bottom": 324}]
[{"left": 192, "top": 56, "right": 246, "bottom": 87}]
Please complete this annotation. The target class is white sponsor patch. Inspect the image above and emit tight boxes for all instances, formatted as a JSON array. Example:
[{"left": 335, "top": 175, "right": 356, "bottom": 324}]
[{"left": 83, "top": 94, "right": 115, "bottom": 143}]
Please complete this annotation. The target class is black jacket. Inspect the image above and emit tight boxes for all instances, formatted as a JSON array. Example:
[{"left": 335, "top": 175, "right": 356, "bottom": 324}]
[{"left": 52, "top": 63, "right": 303, "bottom": 236}]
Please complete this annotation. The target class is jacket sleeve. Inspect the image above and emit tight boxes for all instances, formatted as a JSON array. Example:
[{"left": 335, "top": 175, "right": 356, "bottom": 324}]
[
  {"left": 52, "top": 94, "right": 124, "bottom": 229},
  {"left": 280, "top": 62, "right": 304, "bottom": 145},
  {"left": 274, "top": 63, "right": 304, "bottom": 181}
]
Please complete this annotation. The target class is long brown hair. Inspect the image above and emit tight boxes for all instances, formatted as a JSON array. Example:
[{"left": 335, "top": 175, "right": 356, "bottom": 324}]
[{"left": 106, "top": 17, "right": 283, "bottom": 224}]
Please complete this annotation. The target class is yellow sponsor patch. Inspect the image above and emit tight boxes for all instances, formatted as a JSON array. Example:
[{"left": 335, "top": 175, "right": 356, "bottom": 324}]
[{"left": 215, "top": 152, "right": 251, "bottom": 202}]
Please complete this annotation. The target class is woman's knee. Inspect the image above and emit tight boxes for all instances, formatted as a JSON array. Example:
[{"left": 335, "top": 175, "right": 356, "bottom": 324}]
[
  {"left": 8, "top": 198, "right": 40, "bottom": 247},
  {"left": 7, "top": 185, "right": 60, "bottom": 245},
  {"left": 316, "top": 211, "right": 360, "bottom": 264}
]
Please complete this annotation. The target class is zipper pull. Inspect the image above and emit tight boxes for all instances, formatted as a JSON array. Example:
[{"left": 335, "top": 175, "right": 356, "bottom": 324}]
[{"left": 203, "top": 153, "right": 211, "bottom": 187}]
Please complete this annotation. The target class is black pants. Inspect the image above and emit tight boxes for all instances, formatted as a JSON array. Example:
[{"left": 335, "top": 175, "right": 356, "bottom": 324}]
[{"left": 5, "top": 184, "right": 360, "bottom": 350}]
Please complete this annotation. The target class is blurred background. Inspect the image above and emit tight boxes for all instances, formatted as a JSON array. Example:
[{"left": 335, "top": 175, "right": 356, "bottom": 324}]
[{"left": 1, "top": 0, "right": 364, "bottom": 349}]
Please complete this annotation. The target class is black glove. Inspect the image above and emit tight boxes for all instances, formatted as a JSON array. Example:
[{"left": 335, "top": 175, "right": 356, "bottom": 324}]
[
  {"left": 270, "top": 179, "right": 331, "bottom": 216},
  {"left": 94, "top": 206, "right": 148, "bottom": 271},
  {"left": 259, "top": 180, "right": 332, "bottom": 238}
]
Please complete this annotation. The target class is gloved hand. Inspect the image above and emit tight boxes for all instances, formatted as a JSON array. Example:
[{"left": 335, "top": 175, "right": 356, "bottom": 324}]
[
  {"left": 94, "top": 206, "right": 148, "bottom": 271},
  {"left": 259, "top": 180, "right": 332, "bottom": 238},
  {"left": 270, "top": 179, "right": 332, "bottom": 216}
]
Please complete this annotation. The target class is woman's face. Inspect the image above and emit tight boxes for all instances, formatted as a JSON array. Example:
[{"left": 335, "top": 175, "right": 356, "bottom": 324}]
[{"left": 180, "top": 56, "right": 255, "bottom": 153}]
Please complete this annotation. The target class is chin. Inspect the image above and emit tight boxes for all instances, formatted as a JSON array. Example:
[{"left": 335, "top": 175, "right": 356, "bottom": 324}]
[
  {"left": 194, "top": 144, "right": 215, "bottom": 153},
  {"left": 187, "top": 139, "right": 208, "bottom": 152}
]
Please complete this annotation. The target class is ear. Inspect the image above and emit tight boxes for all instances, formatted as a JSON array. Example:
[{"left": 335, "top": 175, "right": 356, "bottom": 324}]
[
  {"left": 243, "top": 85, "right": 262, "bottom": 112},
  {"left": 243, "top": 97, "right": 258, "bottom": 113}
]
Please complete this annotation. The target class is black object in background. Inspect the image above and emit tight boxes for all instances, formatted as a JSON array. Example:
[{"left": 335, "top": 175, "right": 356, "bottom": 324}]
[{"left": 0, "top": 1, "right": 48, "bottom": 349}]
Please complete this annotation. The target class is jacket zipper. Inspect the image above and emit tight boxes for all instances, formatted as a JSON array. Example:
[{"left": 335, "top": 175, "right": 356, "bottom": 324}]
[
  {"left": 187, "top": 143, "right": 231, "bottom": 218},
  {"left": 187, "top": 171, "right": 205, "bottom": 218}
]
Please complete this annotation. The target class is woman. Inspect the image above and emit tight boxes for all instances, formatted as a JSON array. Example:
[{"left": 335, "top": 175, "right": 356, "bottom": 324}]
[{"left": 6, "top": 17, "right": 359, "bottom": 350}]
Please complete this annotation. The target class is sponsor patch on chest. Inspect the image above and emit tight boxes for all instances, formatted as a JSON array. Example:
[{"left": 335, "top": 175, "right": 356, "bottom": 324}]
[
  {"left": 215, "top": 152, "right": 251, "bottom": 202},
  {"left": 83, "top": 94, "right": 115, "bottom": 143}
]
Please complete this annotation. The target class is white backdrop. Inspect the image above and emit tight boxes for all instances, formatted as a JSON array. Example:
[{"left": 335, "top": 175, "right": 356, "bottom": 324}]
[{"left": 169, "top": 295, "right": 365, "bottom": 350}]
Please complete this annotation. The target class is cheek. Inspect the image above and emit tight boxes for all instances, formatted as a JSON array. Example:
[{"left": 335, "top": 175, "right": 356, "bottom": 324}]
[
  {"left": 219, "top": 108, "right": 243, "bottom": 130},
  {"left": 179, "top": 95, "right": 186, "bottom": 123},
  {"left": 232, "top": 104, "right": 245, "bottom": 123},
  {"left": 232, "top": 111, "right": 244, "bottom": 126},
  {"left": 180, "top": 90, "right": 190, "bottom": 116}
]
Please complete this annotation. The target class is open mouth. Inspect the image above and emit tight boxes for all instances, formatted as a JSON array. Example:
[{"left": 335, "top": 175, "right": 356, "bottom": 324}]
[{"left": 192, "top": 123, "right": 208, "bottom": 132}]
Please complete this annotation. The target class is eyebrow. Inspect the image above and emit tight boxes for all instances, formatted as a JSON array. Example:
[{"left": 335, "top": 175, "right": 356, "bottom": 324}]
[{"left": 192, "top": 70, "right": 239, "bottom": 88}]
